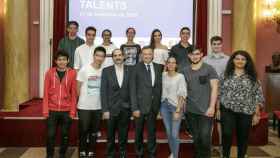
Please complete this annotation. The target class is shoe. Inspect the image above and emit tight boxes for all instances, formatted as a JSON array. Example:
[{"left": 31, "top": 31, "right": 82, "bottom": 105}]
[
  {"left": 120, "top": 151, "right": 126, "bottom": 158},
  {"left": 169, "top": 154, "right": 174, "bottom": 158},
  {"left": 59, "top": 154, "right": 65, "bottom": 158},
  {"left": 88, "top": 151, "right": 96, "bottom": 158},
  {"left": 79, "top": 151, "right": 87, "bottom": 158}
]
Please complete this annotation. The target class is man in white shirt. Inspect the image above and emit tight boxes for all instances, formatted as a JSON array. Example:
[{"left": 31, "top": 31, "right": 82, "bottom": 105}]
[
  {"left": 74, "top": 26, "right": 98, "bottom": 71},
  {"left": 101, "top": 49, "right": 133, "bottom": 158},
  {"left": 77, "top": 46, "right": 106, "bottom": 158}
]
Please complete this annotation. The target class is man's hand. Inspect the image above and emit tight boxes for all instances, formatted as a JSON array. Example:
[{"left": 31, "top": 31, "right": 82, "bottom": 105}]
[
  {"left": 133, "top": 110, "right": 141, "bottom": 118},
  {"left": 215, "top": 109, "right": 221, "bottom": 120},
  {"left": 103, "top": 112, "right": 110, "bottom": 120},
  {"left": 205, "top": 107, "right": 215, "bottom": 117}
]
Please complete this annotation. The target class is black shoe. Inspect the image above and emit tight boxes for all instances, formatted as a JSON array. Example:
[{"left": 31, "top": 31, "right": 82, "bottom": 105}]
[
  {"left": 59, "top": 154, "right": 66, "bottom": 158},
  {"left": 120, "top": 152, "right": 126, "bottom": 158}
]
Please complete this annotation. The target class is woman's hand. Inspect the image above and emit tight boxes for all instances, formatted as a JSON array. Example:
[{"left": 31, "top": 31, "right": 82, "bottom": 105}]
[
  {"left": 252, "top": 113, "right": 260, "bottom": 126},
  {"left": 173, "top": 112, "right": 181, "bottom": 121}
]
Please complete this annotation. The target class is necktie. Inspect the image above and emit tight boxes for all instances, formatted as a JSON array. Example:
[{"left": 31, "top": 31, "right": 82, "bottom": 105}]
[{"left": 147, "top": 64, "right": 152, "bottom": 85}]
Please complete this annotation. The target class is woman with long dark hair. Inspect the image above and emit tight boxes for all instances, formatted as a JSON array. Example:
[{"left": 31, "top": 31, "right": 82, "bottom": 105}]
[
  {"left": 149, "top": 29, "right": 169, "bottom": 65},
  {"left": 218, "top": 50, "right": 264, "bottom": 158}
]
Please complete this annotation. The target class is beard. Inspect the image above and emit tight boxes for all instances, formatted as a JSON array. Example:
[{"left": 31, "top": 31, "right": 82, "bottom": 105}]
[{"left": 190, "top": 58, "right": 202, "bottom": 64}]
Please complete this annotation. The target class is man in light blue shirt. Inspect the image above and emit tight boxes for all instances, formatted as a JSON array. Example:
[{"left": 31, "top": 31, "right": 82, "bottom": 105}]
[
  {"left": 203, "top": 36, "right": 229, "bottom": 157},
  {"left": 203, "top": 36, "right": 229, "bottom": 77}
]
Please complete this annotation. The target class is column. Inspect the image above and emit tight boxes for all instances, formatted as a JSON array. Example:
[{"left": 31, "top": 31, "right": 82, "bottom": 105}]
[
  {"left": 232, "top": 0, "right": 256, "bottom": 60},
  {"left": 3, "top": 0, "right": 29, "bottom": 111}
]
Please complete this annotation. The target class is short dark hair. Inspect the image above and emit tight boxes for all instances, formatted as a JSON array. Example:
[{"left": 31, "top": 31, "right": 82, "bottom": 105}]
[
  {"left": 85, "top": 26, "right": 97, "bottom": 35},
  {"left": 55, "top": 50, "right": 69, "bottom": 60},
  {"left": 188, "top": 46, "right": 203, "bottom": 55},
  {"left": 180, "top": 27, "right": 191, "bottom": 34},
  {"left": 126, "top": 27, "right": 136, "bottom": 34},
  {"left": 102, "top": 29, "right": 112, "bottom": 37},
  {"left": 112, "top": 48, "right": 124, "bottom": 56},
  {"left": 94, "top": 46, "right": 106, "bottom": 57},
  {"left": 67, "top": 21, "right": 79, "bottom": 28},
  {"left": 141, "top": 45, "right": 153, "bottom": 53},
  {"left": 210, "top": 36, "right": 223, "bottom": 44}
]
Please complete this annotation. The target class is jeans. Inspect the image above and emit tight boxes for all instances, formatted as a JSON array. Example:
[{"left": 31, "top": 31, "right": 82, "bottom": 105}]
[
  {"left": 78, "top": 109, "right": 102, "bottom": 154},
  {"left": 160, "top": 100, "right": 182, "bottom": 158},
  {"left": 221, "top": 106, "right": 253, "bottom": 158},
  {"left": 185, "top": 112, "right": 213, "bottom": 158},
  {"left": 46, "top": 111, "right": 72, "bottom": 157}
]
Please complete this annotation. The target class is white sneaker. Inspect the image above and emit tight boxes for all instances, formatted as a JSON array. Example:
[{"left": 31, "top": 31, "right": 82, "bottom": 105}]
[{"left": 169, "top": 154, "right": 174, "bottom": 158}]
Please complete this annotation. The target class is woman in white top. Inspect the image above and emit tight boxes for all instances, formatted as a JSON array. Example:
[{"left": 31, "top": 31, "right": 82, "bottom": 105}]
[
  {"left": 100, "top": 29, "right": 118, "bottom": 68},
  {"left": 150, "top": 29, "right": 169, "bottom": 65},
  {"left": 160, "top": 56, "right": 187, "bottom": 158}
]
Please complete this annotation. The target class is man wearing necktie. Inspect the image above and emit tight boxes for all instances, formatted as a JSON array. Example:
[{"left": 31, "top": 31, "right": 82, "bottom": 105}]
[{"left": 130, "top": 46, "right": 163, "bottom": 158}]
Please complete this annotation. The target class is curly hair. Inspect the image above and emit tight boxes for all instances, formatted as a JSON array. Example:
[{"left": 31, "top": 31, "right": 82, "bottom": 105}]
[{"left": 224, "top": 50, "right": 257, "bottom": 82}]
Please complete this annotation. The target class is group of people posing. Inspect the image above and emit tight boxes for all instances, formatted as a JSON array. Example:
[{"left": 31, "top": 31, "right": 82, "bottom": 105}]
[{"left": 43, "top": 21, "right": 264, "bottom": 158}]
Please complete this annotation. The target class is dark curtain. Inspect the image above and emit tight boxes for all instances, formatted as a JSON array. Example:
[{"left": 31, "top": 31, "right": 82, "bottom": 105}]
[
  {"left": 53, "top": 0, "right": 67, "bottom": 64},
  {"left": 196, "top": 0, "right": 208, "bottom": 55}
]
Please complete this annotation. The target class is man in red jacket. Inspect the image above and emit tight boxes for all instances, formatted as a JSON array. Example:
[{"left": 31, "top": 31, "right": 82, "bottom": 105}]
[{"left": 43, "top": 50, "right": 77, "bottom": 158}]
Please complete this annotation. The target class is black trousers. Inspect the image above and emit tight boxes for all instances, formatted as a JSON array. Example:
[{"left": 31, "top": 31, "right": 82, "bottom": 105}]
[
  {"left": 78, "top": 109, "right": 102, "bottom": 153},
  {"left": 134, "top": 112, "right": 157, "bottom": 158},
  {"left": 106, "top": 108, "right": 131, "bottom": 158},
  {"left": 185, "top": 112, "right": 213, "bottom": 158},
  {"left": 221, "top": 106, "right": 253, "bottom": 158},
  {"left": 46, "top": 111, "right": 72, "bottom": 157}
]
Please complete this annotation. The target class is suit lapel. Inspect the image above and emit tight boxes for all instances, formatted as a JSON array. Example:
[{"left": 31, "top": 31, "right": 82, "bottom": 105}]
[
  {"left": 153, "top": 63, "right": 158, "bottom": 87},
  {"left": 122, "top": 66, "right": 128, "bottom": 88},
  {"left": 112, "top": 66, "right": 120, "bottom": 89}
]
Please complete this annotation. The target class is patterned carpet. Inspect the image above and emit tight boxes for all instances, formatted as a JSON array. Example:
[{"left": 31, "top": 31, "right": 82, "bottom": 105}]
[{"left": 0, "top": 128, "right": 279, "bottom": 158}]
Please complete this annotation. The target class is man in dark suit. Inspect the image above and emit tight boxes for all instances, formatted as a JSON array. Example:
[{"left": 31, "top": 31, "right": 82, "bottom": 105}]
[
  {"left": 101, "top": 49, "right": 132, "bottom": 158},
  {"left": 131, "top": 46, "right": 163, "bottom": 158}
]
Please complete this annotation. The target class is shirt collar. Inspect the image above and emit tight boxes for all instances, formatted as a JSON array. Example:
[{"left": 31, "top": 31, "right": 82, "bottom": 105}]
[
  {"left": 210, "top": 52, "right": 226, "bottom": 59},
  {"left": 144, "top": 62, "right": 153, "bottom": 67},
  {"left": 178, "top": 42, "right": 191, "bottom": 49},
  {"left": 114, "top": 64, "right": 124, "bottom": 70}
]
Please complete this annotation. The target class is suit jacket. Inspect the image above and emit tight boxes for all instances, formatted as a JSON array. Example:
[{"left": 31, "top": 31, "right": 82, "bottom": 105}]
[
  {"left": 131, "top": 62, "right": 163, "bottom": 114},
  {"left": 101, "top": 65, "right": 132, "bottom": 116}
]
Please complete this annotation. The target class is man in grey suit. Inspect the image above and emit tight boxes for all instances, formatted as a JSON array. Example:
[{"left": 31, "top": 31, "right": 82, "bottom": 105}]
[
  {"left": 101, "top": 49, "right": 132, "bottom": 158},
  {"left": 131, "top": 46, "right": 163, "bottom": 158}
]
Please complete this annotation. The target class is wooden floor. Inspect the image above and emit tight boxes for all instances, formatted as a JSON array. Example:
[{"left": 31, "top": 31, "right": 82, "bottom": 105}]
[{"left": 0, "top": 128, "right": 279, "bottom": 158}]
